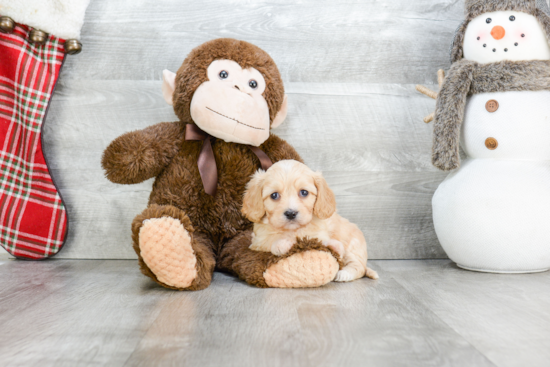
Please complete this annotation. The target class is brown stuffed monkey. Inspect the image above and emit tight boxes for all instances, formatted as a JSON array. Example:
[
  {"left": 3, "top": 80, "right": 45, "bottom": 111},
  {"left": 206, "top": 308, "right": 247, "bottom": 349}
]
[{"left": 101, "top": 38, "right": 341, "bottom": 290}]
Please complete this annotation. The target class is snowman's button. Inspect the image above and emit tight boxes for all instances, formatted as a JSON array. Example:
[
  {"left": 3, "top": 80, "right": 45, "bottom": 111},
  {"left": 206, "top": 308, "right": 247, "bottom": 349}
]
[
  {"left": 485, "top": 100, "right": 499, "bottom": 112},
  {"left": 485, "top": 137, "right": 498, "bottom": 150}
]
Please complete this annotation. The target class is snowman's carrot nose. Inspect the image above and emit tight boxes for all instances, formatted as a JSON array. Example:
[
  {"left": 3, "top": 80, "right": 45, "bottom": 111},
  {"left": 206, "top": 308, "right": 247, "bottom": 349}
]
[{"left": 491, "top": 26, "right": 506, "bottom": 40}]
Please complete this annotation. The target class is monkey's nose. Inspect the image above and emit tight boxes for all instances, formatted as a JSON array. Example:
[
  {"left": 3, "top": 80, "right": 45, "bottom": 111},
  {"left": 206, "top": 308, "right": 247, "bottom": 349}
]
[
  {"left": 491, "top": 26, "right": 505, "bottom": 40},
  {"left": 284, "top": 210, "right": 298, "bottom": 220},
  {"left": 234, "top": 85, "right": 240, "bottom": 90}
]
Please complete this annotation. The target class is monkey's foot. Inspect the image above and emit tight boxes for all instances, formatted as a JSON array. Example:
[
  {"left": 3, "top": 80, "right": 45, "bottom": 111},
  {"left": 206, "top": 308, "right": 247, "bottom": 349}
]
[
  {"left": 218, "top": 232, "right": 341, "bottom": 289},
  {"left": 263, "top": 238, "right": 340, "bottom": 288},
  {"left": 139, "top": 217, "right": 197, "bottom": 288}
]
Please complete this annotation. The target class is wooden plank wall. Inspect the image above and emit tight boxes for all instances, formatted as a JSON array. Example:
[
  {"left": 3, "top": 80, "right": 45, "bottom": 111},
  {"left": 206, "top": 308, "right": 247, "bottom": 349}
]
[{"left": 13, "top": 0, "right": 478, "bottom": 259}]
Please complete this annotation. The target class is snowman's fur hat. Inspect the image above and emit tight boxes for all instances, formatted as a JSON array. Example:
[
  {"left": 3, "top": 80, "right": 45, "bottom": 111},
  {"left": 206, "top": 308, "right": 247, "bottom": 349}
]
[{"left": 450, "top": 0, "right": 550, "bottom": 62}]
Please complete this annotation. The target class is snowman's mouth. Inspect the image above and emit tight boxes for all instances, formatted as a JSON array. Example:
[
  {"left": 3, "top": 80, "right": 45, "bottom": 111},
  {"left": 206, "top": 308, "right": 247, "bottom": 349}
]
[
  {"left": 479, "top": 33, "right": 524, "bottom": 53},
  {"left": 482, "top": 42, "right": 520, "bottom": 53},
  {"left": 484, "top": 46, "right": 511, "bottom": 52}
]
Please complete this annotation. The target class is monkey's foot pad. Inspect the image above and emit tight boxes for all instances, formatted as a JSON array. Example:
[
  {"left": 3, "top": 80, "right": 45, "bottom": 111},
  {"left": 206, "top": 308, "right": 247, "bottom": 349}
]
[
  {"left": 139, "top": 217, "right": 197, "bottom": 288},
  {"left": 264, "top": 250, "right": 339, "bottom": 288}
]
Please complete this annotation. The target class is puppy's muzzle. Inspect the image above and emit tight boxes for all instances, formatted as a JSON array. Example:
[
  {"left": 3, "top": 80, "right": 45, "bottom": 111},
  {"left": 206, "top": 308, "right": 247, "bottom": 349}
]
[{"left": 284, "top": 210, "right": 298, "bottom": 220}]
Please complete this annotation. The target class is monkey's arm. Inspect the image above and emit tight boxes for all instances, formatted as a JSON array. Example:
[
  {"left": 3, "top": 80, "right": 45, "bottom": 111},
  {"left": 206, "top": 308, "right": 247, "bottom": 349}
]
[{"left": 102, "top": 121, "right": 185, "bottom": 184}]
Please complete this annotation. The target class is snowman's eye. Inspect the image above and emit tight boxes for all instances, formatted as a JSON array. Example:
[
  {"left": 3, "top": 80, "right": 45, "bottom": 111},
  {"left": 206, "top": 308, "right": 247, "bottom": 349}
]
[
  {"left": 486, "top": 18, "right": 492, "bottom": 24},
  {"left": 509, "top": 15, "right": 515, "bottom": 21}
]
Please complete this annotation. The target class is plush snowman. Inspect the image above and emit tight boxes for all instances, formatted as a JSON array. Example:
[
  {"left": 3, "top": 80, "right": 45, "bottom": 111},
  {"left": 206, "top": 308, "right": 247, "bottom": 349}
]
[{"left": 426, "top": 0, "right": 550, "bottom": 273}]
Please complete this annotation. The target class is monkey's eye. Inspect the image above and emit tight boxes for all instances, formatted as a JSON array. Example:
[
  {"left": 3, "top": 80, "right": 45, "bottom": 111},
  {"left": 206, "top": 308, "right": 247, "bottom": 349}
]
[
  {"left": 299, "top": 190, "right": 309, "bottom": 197},
  {"left": 219, "top": 70, "right": 229, "bottom": 79},
  {"left": 509, "top": 15, "right": 515, "bottom": 21},
  {"left": 249, "top": 80, "right": 258, "bottom": 89},
  {"left": 486, "top": 18, "right": 492, "bottom": 23},
  {"left": 270, "top": 192, "right": 280, "bottom": 200}
]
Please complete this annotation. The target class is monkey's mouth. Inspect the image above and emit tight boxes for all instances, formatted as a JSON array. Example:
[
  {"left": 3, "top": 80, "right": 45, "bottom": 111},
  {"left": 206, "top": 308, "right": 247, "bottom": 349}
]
[{"left": 206, "top": 107, "right": 265, "bottom": 130}]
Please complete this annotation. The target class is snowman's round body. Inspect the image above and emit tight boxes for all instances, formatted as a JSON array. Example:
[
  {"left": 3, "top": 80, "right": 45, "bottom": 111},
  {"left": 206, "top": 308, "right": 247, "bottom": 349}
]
[
  {"left": 432, "top": 10, "right": 550, "bottom": 272},
  {"left": 433, "top": 90, "right": 550, "bottom": 272}
]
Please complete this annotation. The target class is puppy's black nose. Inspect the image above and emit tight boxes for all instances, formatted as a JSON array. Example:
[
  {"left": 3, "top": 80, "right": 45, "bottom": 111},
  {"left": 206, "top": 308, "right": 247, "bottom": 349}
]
[{"left": 284, "top": 210, "right": 298, "bottom": 220}]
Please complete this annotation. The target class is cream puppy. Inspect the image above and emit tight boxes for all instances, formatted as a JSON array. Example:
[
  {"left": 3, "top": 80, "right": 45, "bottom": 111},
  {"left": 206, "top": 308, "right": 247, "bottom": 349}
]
[{"left": 242, "top": 160, "right": 378, "bottom": 282}]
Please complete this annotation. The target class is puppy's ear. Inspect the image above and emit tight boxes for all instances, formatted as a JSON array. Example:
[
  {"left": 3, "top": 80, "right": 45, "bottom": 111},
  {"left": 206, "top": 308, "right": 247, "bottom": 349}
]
[
  {"left": 313, "top": 172, "right": 336, "bottom": 219},
  {"left": 242, "top": 170, "right": 267, "bottom": 223}
]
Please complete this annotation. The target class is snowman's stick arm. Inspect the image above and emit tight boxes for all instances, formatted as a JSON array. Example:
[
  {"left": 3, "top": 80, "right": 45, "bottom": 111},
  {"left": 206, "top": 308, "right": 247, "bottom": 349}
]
[
  {"left": 415, "top": 85, "right": 438, "bottom": 100},
  {"left": 416, "top": 70, "right": 446, "bottom": 123},
  {"left": 423, "top": 112, "right": 435, "bottom": 124},
  {"left": 437, "top": 69, "right": 445, "bottom": 87}
]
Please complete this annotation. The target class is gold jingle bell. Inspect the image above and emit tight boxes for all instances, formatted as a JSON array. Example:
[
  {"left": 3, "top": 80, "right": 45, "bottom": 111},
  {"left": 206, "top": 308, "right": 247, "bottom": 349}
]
[
  {"left": 29, "top": 29, "right": 48, "bottom": 45},
  {"left": 0, "top": 16, "right": 15, "bottom": 33},
  {"left": 64, "top": 39, "right": 82, "bottom": 55}
]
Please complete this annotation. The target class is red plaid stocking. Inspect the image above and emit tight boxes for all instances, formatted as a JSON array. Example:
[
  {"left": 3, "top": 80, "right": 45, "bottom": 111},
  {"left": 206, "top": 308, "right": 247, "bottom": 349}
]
[{"left": 0, "top": 23, "right": 68, "bottom": 259}]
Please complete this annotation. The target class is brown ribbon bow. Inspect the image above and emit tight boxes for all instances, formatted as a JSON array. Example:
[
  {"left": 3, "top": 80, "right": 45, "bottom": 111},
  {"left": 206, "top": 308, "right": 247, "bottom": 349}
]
[{"left": 185, "top": 124, "right": 273, "bottom": 196}]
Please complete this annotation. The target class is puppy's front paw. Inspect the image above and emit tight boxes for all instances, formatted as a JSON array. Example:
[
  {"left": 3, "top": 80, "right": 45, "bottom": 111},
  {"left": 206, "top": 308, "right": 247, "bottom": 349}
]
[
  {"left": 334, "top": 269, "right": 354, "bottom": 282},
  {"left": 323, "top": 239, "right": 344, "bottom": 258},
  {"left": 271, "top": 239, "right": 295, "bottom": 256}
]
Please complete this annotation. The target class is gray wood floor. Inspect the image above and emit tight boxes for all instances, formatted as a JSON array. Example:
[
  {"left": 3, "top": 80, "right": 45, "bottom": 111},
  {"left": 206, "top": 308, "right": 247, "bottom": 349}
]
[{"left": 1, "top": 258, "right": 549, "bottom": 367}]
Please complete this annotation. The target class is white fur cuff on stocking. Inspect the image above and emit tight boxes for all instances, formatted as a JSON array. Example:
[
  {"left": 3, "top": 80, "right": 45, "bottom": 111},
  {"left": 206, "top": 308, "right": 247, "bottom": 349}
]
[{"left": 0, "top": 0, "right": 90, "bottom": 39}]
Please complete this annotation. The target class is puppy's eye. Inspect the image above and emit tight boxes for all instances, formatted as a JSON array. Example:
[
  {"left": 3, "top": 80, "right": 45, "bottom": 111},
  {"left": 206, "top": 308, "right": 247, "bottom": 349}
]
[
  {"left": 219, "top": 70, "right": 229, "bottom": 79},
  {"left": 270, "top": 192, "right": 280, "bottom": 200},
  {"left": 486, "top": 18, "right": 492, "bottom": 24},
  {"left": 299, "top": 190, "right": 309, "bottom": 197},
  {"left": 249, "top": 80, "right": 258, "bottom": 89}
]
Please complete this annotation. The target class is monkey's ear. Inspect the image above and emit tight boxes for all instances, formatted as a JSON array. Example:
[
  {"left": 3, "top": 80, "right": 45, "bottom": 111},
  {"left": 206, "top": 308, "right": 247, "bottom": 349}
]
[
  {"left": 162, "top": 69, "right": 177, "bottom": 105},
  {"left": 271, "top": 95, "right": 288, "bottom": 129}
]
